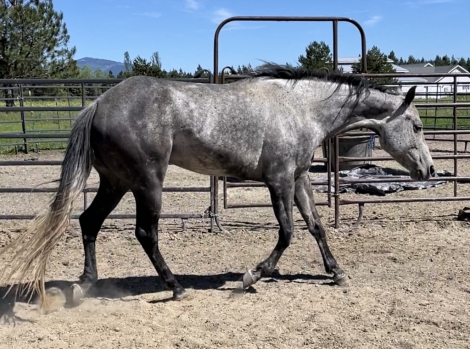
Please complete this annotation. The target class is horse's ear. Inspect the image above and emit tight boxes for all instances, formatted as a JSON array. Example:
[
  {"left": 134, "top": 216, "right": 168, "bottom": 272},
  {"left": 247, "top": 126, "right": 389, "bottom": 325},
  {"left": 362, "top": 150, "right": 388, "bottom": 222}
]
[{"left": 404, "top": 86, "right": 417, "bottom": 106}]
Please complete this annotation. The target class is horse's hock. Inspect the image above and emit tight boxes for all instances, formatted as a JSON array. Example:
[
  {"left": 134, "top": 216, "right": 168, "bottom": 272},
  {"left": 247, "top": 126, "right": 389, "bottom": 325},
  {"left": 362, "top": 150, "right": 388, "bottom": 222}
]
[{"left": 322, "top": 134, "right": 374, "bottom": 171}]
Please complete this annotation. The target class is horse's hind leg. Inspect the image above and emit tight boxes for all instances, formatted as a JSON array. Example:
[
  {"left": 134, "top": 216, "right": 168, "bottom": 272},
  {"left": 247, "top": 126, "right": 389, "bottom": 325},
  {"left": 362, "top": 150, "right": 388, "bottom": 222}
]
[
  {"left": 71, "top": 173, "right": 128, "bottom": 305},
  {"left": 132, "top": 173, "right": 186, "bottom": 301},
  {"left": 293, "top": 172, "right": 347, "bottom": 286},
  {"left": 243, "top": 176, "right": 295, "bottom": 288}
]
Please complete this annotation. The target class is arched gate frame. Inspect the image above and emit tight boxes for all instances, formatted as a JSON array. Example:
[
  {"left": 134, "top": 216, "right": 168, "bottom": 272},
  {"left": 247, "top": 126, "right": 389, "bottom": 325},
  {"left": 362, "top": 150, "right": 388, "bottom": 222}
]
[
  {"left": 212, "top": 16, "right": 470, "bottom": 230},
  {"left": 210, "top": 16, "right": 368, "bottom": 232}
]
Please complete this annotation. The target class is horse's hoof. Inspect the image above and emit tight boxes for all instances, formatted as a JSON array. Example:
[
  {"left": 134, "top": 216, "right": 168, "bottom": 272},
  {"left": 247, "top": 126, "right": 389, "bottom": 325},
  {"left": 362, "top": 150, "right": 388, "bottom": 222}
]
[
  {"left": 70, "top": 283, "right": 85, "bottom": 307},
  {"left": 333, "top": 272, "right": 348, "bottom": 287},
  {"left": 242, "top": 269, "right": 260, "bottom": 289},
  {"left": 40, "top": 287, "right": 66, "bottom": 314},
  {"left": 173, "top": 289, "right": 191, "bottom": 301}
]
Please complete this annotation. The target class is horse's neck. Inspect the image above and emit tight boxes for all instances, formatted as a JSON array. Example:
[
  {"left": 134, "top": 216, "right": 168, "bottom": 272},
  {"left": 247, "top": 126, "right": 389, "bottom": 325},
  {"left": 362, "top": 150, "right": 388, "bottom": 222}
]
[{"left": 317, "top": 86, "right": 399, "bottom": 138}]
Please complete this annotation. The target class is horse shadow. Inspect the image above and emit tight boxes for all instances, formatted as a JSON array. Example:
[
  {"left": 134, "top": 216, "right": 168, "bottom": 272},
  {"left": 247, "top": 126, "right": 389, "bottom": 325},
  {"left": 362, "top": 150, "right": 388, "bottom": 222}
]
[{"left": 0, "top": 271, "right": 334, "bottom": 315}]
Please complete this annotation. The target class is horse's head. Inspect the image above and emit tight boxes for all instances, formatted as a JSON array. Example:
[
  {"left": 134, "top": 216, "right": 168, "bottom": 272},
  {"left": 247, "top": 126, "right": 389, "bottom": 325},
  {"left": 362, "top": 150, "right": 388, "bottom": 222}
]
[
  {"left": 340, "top": 86, "right": 435, "bottom": 181},
  {"left": 375, "top": 86, "right": 434, "bottom": 180}
]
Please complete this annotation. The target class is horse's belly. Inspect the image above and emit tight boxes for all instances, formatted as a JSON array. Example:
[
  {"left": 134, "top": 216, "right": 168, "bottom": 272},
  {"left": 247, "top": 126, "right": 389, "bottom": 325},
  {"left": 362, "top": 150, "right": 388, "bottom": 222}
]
[{"left": 169, "top": 140, "right": 261, "bottom": 178}]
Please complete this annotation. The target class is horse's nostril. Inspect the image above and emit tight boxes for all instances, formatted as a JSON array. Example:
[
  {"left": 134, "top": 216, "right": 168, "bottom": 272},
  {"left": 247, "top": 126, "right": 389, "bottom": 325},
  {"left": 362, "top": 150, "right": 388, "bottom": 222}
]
[{"left": 430, "top": 165, "right": 435, "bottom": 176}]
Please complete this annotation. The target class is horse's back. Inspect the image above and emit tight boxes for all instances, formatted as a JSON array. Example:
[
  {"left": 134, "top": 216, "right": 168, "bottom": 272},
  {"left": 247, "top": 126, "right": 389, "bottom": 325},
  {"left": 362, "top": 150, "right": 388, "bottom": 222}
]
[{"left": 89, "top": 76, "right": 314, "bottom": 180}]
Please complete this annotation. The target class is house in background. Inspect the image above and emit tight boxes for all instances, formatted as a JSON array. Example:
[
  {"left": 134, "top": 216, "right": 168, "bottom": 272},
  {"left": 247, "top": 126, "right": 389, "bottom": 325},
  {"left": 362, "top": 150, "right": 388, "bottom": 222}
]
[
  {"left": 338, "top": 58, "right": 470, "bottom": 99},
  {"left": 337, "top": 57, "right": 408, "bottom": 74},
  {"left": 396, "top": 63, "right": 470, "bottom": 98}
]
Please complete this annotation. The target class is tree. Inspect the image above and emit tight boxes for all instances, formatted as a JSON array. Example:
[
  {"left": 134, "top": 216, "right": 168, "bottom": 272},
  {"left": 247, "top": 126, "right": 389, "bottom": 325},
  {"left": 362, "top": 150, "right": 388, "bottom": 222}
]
[
  {"left": 132, "top": 55, "right": 164, "bottom": 77},
  {"left": 388, "top": 50, "right": 397, "bottom": 63},
  {"left": 236, "top": 64, "right": 253, "bottom": 74},
  {"left": 123, "top": 51, "right": 132, "bottom": 75},
  {"left": 298, "top": 41, "right": 333, "bottom": 71},
  {"left": 465, "top": 58, "right": 470, "bottom": 72},
  {"left": 407, "top": 55, "right": 418, "bottom": 64},
  {"left": 150, "top": 51, "right": 162, "bottom": 70},
  {"left": 119, "top": 51, "right": 164, "bottom": 78},
  {"left": 352, "top": 45, "right": 397, "bottom": 84},
  {"left": 0, "top": 0, "right": 78, "bottom": 105}
]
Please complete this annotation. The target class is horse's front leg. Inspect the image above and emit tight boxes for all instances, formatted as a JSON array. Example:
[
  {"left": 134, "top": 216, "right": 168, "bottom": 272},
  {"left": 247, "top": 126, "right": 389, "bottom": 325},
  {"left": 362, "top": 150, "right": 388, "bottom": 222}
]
[
  {"left": 294, "top": 172, "right": 347, "bottom": 286},
  {"left": 242, "top": 177, "right": 295, "bottom": 288}
]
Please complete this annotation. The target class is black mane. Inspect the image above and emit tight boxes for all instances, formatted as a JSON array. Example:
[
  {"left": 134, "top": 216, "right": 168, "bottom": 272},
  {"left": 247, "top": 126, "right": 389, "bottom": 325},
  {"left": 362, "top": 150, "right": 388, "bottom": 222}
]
[{"left": 252, "top": 62, "right": 390, "bottom": 94}]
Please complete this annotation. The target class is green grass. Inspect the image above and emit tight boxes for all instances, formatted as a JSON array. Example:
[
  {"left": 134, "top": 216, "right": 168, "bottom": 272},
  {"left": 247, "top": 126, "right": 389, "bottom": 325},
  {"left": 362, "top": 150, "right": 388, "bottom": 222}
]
[
  {"left": 417, "top": 95, "right": 470, "bottom": 130},
  {"left": 0, "top": 98, "right": 94, "bottom": 154},
  {"left": 1, "top": 94, "right": 470, "bottom": 154}
]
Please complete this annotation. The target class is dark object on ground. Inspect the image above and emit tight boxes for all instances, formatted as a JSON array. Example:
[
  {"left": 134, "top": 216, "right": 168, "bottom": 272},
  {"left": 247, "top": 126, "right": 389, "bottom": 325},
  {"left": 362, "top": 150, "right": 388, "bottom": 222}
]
[
  {"left": 457, "top": 207, "right": 470, "bottom": 221},
  {"left": 311, "top": 164, "right": 450, "bottom": 196},
  {"left": 0, "top": 292, "right": 16, "bottom": 325}
]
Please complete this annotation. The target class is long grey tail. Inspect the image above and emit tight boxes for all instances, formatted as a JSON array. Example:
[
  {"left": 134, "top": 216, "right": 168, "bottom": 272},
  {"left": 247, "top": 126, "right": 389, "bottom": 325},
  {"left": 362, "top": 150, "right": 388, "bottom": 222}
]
[{"left": 0, "top": 101, "right": 98, "bottom": 313}]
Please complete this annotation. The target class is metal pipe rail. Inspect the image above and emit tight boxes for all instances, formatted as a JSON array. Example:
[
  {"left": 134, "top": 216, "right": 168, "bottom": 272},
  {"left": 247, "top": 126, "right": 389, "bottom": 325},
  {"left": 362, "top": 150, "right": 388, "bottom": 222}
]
[
  {"left": 0, "top": 79, "right": 216, "bottom": 227},
  {"left": 330, "top": 73, "right": 470, "bottom": 227},
  {"left": 214, "top": 16, "right": 368, "bottom": 218}
]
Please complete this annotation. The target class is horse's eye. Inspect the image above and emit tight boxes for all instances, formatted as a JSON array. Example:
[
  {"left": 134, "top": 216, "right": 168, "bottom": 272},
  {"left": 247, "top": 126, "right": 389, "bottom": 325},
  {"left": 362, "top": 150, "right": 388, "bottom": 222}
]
[{"left": 413, "top": 124, "right": 422, "bottom": 133}]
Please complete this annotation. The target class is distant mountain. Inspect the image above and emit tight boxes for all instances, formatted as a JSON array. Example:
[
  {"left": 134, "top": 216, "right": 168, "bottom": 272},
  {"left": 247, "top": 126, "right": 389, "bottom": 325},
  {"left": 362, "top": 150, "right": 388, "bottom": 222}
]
[{"left": 76, "top": 57, "right": 125, "bottom": 76}]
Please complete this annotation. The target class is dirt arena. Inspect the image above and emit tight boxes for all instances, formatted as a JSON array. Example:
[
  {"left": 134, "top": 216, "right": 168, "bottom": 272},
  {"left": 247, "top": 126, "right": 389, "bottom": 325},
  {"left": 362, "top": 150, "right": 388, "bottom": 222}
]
[{"left": 0, "top": 141, "right": 469, "bottom": 349}]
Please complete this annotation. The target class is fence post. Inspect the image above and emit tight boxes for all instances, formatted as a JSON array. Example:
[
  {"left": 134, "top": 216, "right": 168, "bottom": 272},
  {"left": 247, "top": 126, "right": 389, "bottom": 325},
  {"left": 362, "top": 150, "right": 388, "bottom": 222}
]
[
  {"left": 19, "top": 84, "right": 28, "bottom": 154},
  {"left": 453, "top": 76, "right": 458, "bottom": 197},
  {"left": 81, "top": 82, "right": 86, "bottom": 107}
]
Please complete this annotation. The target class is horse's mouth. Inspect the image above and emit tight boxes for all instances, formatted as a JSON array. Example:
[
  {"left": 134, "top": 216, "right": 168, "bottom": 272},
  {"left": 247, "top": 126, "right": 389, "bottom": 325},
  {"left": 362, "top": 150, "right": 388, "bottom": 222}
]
[{"left": 411, "top": 168, "right": 431, "bottom": 181}]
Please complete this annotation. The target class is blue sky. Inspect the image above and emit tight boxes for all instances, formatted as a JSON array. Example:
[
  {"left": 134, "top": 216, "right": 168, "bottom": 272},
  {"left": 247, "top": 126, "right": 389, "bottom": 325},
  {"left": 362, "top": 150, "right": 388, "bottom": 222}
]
[{"left": 53, "top": 0, "right": 469, "bottom": 73}]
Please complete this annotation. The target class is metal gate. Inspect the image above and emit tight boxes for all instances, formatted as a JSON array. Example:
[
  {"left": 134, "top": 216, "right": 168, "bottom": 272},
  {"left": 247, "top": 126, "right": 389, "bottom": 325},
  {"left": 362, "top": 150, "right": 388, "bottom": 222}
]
[
  {"left": 0, "top": 77, "right": 216, "bottom": 229},
  {"left": 212, "top": 16, "right": 367, "bottom": 220},
  {"left": 3, "top": 16, "right": 470, "bottom": 229},
  {"left": 213, "top": 17, "right": 470, "bottom": 229}
]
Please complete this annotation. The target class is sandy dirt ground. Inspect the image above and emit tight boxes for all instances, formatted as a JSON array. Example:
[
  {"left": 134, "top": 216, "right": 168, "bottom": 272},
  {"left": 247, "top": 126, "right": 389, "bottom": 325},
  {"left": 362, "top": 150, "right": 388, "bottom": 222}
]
[{"left": 0, "top": 142, "right": 469, "bottom": 349}]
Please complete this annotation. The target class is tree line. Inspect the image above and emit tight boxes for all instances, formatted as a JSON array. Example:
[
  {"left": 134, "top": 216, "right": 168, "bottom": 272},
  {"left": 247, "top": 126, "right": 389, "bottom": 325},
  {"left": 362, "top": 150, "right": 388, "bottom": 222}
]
[{"left": 2, "top": 0, "right": 470, "bottom": 104}]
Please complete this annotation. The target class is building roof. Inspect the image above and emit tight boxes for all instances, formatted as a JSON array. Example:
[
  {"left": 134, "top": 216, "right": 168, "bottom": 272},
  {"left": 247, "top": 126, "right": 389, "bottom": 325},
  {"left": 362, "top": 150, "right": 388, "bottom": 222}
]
[
  {"left": 397, "top": 77, "right": 429, "bottom": 83},
  {"left": 337, "top": 57, "right": 407, "bottom": 74},
  {"left": 338, "top": 57, "right": 395, "bottom": 64},
  {"left": 335, "top": 59, "right": 469, "bottom": 84},
  {"left": 398, "top": 64, "right": 469, "bottom": 82}
]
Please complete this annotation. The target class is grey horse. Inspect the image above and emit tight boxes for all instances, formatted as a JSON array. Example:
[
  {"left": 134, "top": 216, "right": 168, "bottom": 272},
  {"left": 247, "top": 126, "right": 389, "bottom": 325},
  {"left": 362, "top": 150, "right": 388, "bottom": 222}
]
[{"left": 0, "top": 64, "right": 434, "bottom": 312}]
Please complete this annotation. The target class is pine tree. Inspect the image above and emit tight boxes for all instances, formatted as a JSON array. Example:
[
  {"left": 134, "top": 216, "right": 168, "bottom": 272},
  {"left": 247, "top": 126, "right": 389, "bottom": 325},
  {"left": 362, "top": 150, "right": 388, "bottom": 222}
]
[
  {"left": 465, "top": 58, "right": 470, "bottom": 71},
  {"left": 193, "top": 64, "right": 211, "bottom": 78},
  {"left": 352, "top": 45, "right": 397, "bottom": 84},
  {"left": 0, "top": 0, "right": 78, "bottom": 105},
  {"left": 407, "top": 55, "right": 417, "bottom": 64},
  {"left": 120, "top": 51, "right": 164, "bottom": 78},
  {"left": 388, "top": 50, "right": 397, "bottom": 63},
  {"left": 123, "top": 51, "right": 132, "bottom": 76},
  {"left": 298, "top": 41, "right": 333, "bottom": 71}
]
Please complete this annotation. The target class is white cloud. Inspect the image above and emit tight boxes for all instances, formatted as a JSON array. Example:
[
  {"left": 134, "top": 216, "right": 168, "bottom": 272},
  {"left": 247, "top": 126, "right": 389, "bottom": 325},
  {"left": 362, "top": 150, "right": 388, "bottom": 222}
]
[
  {"left": 212, "top": 8, "right": 233, "bottom": 24},
  {"left": 404, "top": 0, "right": 455, "bottom": 6},
  {"left": 364, "top": 15, "right": 382, "bottom": 27},
  {"left": 185, "top": 0, "right": 200, "bottom": 10},
  {"left": 136, "top": 12, "right": 162, "bottom": 19},
  {"left": 209, "top": 8, "right": 263, "bottom": 31},
  {"left": 421, "top": 0, "right": 455, "bottom": 3}
]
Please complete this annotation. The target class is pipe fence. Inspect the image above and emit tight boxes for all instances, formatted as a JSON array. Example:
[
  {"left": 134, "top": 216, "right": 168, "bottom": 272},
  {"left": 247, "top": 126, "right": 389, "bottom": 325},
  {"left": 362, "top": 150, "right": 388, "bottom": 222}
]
[
  {"left": 0, "top": 77, "right": 217, "bottom": 229},
  {"left": 2, "top": 15, "right": 470, "bottom": 229},
  {"left": 218, "top": 72, "right": 470, "bottom": 228}
]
